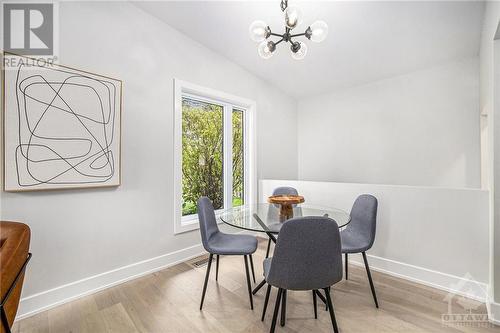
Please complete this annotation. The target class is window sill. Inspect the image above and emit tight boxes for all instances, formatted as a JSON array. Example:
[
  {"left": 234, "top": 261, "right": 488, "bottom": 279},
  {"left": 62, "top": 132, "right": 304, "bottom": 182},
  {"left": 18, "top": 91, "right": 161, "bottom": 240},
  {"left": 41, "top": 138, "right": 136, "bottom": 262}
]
[
  {"left": 174, "top": 211, "right": 225, "bottom": 235},
  {"left": 174, "top": 218, "right": 200, "bottom": 234}
]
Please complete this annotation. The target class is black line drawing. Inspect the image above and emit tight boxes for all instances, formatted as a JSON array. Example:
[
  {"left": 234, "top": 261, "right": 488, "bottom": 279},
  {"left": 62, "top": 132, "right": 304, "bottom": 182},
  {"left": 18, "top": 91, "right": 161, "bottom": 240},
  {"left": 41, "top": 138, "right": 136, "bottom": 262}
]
[{"left": 4, "top": 55, "right": 121, "bottom": 190}]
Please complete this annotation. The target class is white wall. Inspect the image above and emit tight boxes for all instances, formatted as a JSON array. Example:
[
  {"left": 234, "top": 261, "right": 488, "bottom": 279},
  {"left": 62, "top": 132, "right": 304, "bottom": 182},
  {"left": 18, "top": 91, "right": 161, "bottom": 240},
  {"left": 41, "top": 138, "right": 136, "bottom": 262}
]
[
  {"left": 480, "top": 2, "right": 500, "bottom": 117},
  {"left": 479, "top": 0, "right": 500, "bottom": 318},
  {"left": 297, "top": 58, "right": 481, "bottom": 189},
  {"left": 261, "top": 179, "right": 490, "bottom": 301},
  {"left": 0, "top": 1, "right": 298, "bottom": 317}
]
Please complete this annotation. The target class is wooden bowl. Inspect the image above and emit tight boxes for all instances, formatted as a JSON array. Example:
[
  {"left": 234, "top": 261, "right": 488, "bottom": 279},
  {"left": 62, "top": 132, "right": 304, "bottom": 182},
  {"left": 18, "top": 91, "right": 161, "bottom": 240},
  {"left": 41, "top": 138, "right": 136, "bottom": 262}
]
[
  {"left": 268, "top": 195, "right": 305, "bottom": 220},
  {"left": 268, "top": 195, "right": 305, "bottom": 206}
]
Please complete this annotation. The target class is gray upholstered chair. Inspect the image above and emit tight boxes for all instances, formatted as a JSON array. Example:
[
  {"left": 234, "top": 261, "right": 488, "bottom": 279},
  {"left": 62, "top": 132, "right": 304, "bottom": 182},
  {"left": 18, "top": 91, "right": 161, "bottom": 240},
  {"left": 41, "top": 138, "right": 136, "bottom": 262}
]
[
  {"left": 342, "top": 194, "right": 379, "bottom": 308},
  {"left": 272, "top": 186, "right": 298, "bottom": 197},
  {"left": 265, "top": 187, "right": 300, "bottom": 258},
  {"left": 261, "top": 216, "right": 343, "bottom": 333},
  {"left": 197, "top": 197, "right": 258, "bottom": 310}
]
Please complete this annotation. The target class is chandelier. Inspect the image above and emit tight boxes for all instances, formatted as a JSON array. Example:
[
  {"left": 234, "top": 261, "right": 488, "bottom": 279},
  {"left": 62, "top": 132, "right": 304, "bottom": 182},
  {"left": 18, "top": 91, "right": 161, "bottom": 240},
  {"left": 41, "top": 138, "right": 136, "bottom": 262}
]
[{"left": 249, "top": 0, "right": 328, "bottom": 60}]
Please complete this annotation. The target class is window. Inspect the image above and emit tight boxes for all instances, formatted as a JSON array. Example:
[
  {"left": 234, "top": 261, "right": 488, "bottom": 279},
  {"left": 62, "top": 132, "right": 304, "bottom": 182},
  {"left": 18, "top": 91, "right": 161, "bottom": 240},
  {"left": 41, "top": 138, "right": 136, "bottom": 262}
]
[
  {"left": 232, "top": 109, "right": 245, "bottom": 207},
  {"left": 181, "top": 97, "right": 225, "bottom": 215},
  {"left": 174, "top": 80, "right": 256, "bottom": 234}
]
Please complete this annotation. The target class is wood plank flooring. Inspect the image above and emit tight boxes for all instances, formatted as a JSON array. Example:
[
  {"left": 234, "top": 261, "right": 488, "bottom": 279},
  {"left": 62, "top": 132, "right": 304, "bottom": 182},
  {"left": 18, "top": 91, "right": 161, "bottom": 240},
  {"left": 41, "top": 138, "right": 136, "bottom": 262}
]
[{"left": 13, "top": 239, "right": 500, "bottom": 332}]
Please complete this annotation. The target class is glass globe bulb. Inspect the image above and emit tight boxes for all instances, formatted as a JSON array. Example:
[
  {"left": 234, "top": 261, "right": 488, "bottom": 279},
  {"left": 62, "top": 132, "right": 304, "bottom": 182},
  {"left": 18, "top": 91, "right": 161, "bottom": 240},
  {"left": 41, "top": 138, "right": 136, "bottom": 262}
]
[
  {"left": 309, "top": 20, "right": 328, "bottom": 43},
  {"left": 258, "top": 41, "right": 275, "bottom": 59},
  {"left": 285, "top": 6, "right": 302, "bottom": 29},
  {"left": 291, "top": 41, "right": 307, "bottom": 60},
  {"left": 249, "top": 20, "right": 269, "bottom": 42}
]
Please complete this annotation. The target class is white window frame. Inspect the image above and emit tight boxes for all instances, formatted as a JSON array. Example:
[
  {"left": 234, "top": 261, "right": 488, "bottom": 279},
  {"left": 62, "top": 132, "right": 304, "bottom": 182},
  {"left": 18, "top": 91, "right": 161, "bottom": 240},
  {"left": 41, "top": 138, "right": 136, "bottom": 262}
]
[{"left": 173, "top": 79, "right": 257, "bottom": 234}]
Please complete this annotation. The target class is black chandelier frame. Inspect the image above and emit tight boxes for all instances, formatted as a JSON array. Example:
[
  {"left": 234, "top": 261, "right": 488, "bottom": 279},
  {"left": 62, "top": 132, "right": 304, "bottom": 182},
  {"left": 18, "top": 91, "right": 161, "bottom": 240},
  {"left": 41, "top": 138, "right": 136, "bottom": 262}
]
[{"left": 262, "top": 0, "right": 314, "bottom": 54}]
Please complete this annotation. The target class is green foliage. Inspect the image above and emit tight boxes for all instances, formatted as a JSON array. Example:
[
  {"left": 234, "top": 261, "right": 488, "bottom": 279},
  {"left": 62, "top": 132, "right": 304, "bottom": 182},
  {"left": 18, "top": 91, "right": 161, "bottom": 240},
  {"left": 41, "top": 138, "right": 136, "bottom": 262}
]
[
  {"left": 232, "top": 110, "right": 244, "bottom": 207},
  {"left": 181, "top": 98, "right": 245, "bottom": 216},
  {"left": 182, "top": 201, "right": 197, "bottom": 216},
  {"left": 182, "top": 99, "right": 224, "bottom": 214},
  {"left": 232, "top": 197, "right": 244, "bottom": 207}
]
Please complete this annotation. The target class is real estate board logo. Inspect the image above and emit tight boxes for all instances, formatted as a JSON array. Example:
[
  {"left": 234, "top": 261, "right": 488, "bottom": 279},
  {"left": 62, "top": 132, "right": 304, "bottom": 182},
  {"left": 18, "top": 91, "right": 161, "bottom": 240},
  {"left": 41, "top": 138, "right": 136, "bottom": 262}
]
[
  {"left": 441, "top": 273, "right": 493, "bottom": 328},
  {"left": 3, "top": 3, "right": 54, "bottom": 55}
]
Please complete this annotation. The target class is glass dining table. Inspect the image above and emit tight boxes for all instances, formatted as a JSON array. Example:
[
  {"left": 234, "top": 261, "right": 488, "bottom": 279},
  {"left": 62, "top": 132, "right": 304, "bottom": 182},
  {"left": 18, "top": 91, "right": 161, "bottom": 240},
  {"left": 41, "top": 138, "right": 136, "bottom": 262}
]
[
  {"left": 219, "top": 203, "right": 351, "bottom": 295},
  {"left": 220, "top": 203, "right": 351, "bottom": 234}
]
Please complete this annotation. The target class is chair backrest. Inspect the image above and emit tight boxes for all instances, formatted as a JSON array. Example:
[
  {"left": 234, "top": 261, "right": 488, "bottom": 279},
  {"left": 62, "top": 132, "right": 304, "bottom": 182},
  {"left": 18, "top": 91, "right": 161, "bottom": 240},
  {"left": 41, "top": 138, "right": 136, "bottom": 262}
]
[
  {"left": 197, "top": 197, "right": 220, "bottom": 252},
  {"left": 268, "top": 187, "right": 301, "bottom": 222},
  {"left": 272, "top": 187, "right": 298, "bottom": 196},
  {"left": 266, "top": 216, "right": 343, "bottom": 291},
  {"left": 345, "top": 194, "right": 378, "bottom": 250}
]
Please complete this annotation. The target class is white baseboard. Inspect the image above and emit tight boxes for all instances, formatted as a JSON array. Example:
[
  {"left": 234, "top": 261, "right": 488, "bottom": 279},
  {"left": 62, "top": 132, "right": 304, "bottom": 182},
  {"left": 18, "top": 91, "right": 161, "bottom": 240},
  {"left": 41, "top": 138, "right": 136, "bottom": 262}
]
[
  {"left": 16, "top": 241, "right": 491, "bottom": 323},
  {"left": 489, "top": 301, "right": 500, "bottom": 326},
  {"left": 348, "top": 253, "right": 489, "bottom": 302},
  {"left": 16, "top": 243, "right": 205, "bottom": 321}
]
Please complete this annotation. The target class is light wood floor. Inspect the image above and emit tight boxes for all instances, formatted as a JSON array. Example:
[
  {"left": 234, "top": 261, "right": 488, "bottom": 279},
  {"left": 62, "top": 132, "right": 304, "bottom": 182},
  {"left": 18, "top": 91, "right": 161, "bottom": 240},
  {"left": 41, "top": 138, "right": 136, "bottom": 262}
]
[{"left": 13, "top": 239, "right": 500, "bottom": 333}]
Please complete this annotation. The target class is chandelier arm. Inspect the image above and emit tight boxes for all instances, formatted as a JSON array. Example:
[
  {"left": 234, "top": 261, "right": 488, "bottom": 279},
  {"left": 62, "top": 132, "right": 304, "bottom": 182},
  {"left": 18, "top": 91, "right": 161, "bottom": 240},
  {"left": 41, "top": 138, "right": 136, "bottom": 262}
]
[
  {"left": 274, "top": 38, "right": 285, "bottom": 46},
  {"left": 270, "top": 32, "right": 283, "bottom": 38},
  {"left": 289, "top": 33, "right": 306, "bottom": 38}
]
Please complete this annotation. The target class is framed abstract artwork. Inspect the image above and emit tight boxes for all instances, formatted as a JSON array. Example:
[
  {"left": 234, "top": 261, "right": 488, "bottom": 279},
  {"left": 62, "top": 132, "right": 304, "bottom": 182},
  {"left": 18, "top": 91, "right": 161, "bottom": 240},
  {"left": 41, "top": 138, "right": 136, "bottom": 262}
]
[{"left": 2, "top": 53, "right": 122, "bottom": 191}]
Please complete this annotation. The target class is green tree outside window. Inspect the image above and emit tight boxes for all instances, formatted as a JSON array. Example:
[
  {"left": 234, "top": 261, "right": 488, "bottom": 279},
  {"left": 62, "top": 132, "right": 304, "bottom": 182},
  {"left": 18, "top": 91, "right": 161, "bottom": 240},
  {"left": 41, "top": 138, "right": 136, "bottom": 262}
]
[{"left": 182, "top": 97, "right": 245, "bottom": 216}]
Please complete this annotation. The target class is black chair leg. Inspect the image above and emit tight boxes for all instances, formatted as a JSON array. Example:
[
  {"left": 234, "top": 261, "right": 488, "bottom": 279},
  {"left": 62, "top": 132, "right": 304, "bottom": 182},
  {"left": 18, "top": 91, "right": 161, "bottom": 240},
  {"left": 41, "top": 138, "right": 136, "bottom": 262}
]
[
  {"left": 325, "top": 287, "right": 331, "bottom": 311},
  {"left": 345, "top": 253, "right": 348, "bottom": 280},
  {"left": 243, "top": 255, "right": 254, "bottom": 310},
  {"left": 200, "top": 253, "right": 213, "bottom": 310},
  {"left": 314, "top": 289, "right": 328, "bottom": 311},
  {"left": 266, "top": 238, "right": 272, "bottom": 258},
  {"left": 270, "top": 288, "right": 283, "bottom": 333},
  {"left": 216, "top": 255, "right": 220, "bottom": 282},
  {"left": 249, "top": 254, "right": 256, "bottom": 283},
  {"left": 362, "top": 252, "right": 379, "bottom": 308},
  {"left": 262, "top": 284, "right": 272, "bottom": 321},
  {"left": 253, "top": 279, "right": 266, "bottom": 295},
  {"left": 312, "top": 290, "right": 318, "bottom": 319},
  {"left": 280, "top": 289, "right": 287, "bottom": 327},
  {"left": 324, "top": 288, "right": 339, "bottom": 333}
]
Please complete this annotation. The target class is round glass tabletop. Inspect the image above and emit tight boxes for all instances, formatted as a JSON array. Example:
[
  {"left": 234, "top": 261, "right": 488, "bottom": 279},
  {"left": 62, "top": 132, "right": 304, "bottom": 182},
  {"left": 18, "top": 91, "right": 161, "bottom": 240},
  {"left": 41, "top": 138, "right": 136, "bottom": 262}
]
[{"left": 219, "top": 203, "right": 351, "bottom": 234}]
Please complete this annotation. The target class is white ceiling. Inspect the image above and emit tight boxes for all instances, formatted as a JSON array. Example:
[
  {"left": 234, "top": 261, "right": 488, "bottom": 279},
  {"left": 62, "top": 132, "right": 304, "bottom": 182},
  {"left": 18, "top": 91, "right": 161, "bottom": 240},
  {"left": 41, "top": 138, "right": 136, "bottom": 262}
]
[{"left": 134, "top": 1, "right": 485, "bottom": 99}]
